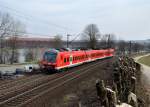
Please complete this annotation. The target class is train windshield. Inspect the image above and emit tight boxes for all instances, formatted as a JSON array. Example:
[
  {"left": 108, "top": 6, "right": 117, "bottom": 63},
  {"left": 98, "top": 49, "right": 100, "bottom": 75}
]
[{"left": 44, "top": 52, "right": 57, "bottom": 63}]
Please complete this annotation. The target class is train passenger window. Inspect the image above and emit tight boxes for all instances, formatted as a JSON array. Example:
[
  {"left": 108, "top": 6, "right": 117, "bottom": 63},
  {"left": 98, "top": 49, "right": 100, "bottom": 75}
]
[
  {"left": 86, "top": 55, "right": 88, "bottom": 58},
  {"left": 64, "top": 58, "right": 66, "bottom": 63},
  {"left": 83, "top": 55, "right": 84, "bottom": 59},
  {"left": 78, "top": 56, "right": 80, "bottom": 60},
  {"left": 67, "top": 57, "right": 69, "bottom": 62}
]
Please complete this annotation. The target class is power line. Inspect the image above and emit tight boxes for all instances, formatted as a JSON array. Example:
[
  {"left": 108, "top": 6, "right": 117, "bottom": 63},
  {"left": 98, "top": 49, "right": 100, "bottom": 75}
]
[
  {"left": 0, "top": 28, "right": 56, "bottom": 38},
  {"left": 0, "top": 1, "right": 73, "bottom": 31},
  {"left": 70, "top": 33, "right": 82, "bottom": 44}
]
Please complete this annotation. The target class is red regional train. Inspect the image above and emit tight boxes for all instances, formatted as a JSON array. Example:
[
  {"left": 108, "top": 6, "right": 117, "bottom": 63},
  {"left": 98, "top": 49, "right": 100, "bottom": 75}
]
[{"left": 39, "top": 48, "right": 114, "bottom": 72}]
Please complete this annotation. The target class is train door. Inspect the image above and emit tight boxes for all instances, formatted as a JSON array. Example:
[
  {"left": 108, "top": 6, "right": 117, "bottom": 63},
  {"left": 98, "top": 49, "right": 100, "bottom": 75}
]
[{"left": 70, "top": 53, "right": 73, "bottom": 65}]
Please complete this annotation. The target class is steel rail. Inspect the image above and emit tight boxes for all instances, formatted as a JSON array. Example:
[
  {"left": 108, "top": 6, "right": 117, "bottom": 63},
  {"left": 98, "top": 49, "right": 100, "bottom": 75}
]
[
  {"left": 0, "top": 75, "right": 43, "bottom": 90},
  {"left": 19, "top": 61, "right": 107, "bottom": 107}
]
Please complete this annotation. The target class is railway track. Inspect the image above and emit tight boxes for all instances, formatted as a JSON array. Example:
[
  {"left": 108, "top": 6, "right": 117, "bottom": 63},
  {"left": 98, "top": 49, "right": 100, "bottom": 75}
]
[
  {"left": 0, "top": 58, "right": 110, "bottom": 107},
  {"left": 0, "top": 74, "right": 43, "bottom": 91},
  {"left": 0, "top": 72, "right": 70, "bottom": 102},
  {"left": 0, "top": 80, "right": 13, "bottom": 86},
  {"left": 0, "top": 76, "right": 31, "bottom": 86}
]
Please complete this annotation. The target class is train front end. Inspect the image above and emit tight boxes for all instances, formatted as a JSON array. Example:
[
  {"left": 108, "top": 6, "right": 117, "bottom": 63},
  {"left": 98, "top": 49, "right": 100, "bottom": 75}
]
[{"left": 39, "top": 50, "right": 58, "bottom": 73}]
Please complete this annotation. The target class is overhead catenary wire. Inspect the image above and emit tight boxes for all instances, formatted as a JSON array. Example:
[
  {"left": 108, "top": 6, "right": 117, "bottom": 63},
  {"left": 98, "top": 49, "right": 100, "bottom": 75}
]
[
  {"left": 0, "top": 1, "right": 84, "bottom": 41},
  {"left": 0, "top": 28, "right": 56, "bottom": 38},
  {"left": 0, "top": 1, "right": 73, "bottom": 32},
  {"left": 70, "top": 33, "right": 82, "bottom": 44}
]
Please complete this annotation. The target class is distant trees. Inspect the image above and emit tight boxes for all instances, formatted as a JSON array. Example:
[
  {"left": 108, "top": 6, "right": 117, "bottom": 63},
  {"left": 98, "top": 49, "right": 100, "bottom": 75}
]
[
  {"left": 0, "top": 12, "right": 25, "bottom": 64},
  {"left": 131, "top": 42, "right": 144, "bottom": 53},
  {"left": 117, "top": 40, "right": 127, "bottom": 55},
  {"left": 147, "top": 43, "right": 150, "bottom": 50},
  {"left": 83, "top": 24, "right": 101, "bottom": 49},
  {"left": 0, "top": 13, "right": 12, "bottom": 63},
  {"left": 9, "top": 21, "right": 25, "bottom": 64},
  {"left": 25, "top": 49, "right": 34, "bottom": 62},
  {"left": 116, "top": 40, "right": 145, "bottom": 55},
  {"left": 53, "top": 35, "right": 63, "bottom": 48},
  {"left": 82, "top": 24, "right": 117, "bottom": 49},
  {"left": 99, "top": 34, "right": 116, "bottom": 49},
  {"left": 107, "top": 34, "right": 116, "bottom": 48}
]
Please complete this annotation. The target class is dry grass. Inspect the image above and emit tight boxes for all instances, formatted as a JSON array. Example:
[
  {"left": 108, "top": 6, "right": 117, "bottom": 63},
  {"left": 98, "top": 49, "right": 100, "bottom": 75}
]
[{"left": 138, "top": 55, "right": 150, "bottom": 67}]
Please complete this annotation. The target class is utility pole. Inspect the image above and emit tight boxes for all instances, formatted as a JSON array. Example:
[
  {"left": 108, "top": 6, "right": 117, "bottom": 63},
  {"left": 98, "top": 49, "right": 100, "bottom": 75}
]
[
  {"left": 107, "top": 34, "right": 110, "bottom": 49},
  {"left": 129, "top": 41, "right": 132, "bottom": 56},
  {"left": 67, "top": 34, "right": 71, "bottom": 48},
  {"left": 107, "top": 34, "right": 111, "bottom": 67}
]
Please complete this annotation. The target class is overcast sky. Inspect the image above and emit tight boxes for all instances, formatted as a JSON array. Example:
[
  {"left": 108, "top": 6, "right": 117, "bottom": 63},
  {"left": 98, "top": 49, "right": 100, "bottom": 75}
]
[{"left": 0, "top": 0, "right": 150, "bottom": 40}]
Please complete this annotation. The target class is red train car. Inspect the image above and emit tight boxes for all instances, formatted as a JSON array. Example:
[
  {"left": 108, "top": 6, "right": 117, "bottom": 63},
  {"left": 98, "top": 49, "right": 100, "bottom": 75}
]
[{"left": 39, "top": 49, "right": 114, "bottom": 72}]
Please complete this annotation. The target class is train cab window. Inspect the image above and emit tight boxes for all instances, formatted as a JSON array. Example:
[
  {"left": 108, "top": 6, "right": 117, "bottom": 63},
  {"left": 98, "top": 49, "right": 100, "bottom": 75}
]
[{"left": 44, "top": 52, "right": 57, "bottom": 63}]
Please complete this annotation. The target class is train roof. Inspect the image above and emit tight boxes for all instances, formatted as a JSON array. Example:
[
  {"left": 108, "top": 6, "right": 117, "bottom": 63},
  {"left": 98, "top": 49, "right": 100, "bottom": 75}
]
[{"left": 47, "top": 48, "right": 114, "bottom": 53}]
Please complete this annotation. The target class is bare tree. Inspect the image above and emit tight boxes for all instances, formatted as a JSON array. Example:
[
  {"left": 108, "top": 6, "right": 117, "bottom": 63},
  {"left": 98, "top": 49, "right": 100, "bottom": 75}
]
[
  {"left": 99, "top": 34, "right": 116, "bottom": 49},
  {"left": 117, "top": 40, "right": 128, "bottom": 55},
  {"left": 108, "top": 34, "right": 116, "bottom": 48},
  {"left": 53, "top": 35, "right": 63, "bottom": 48},
  {"left": 83, "top": 24, "right": 100, "bottom": 49},
  {"left": 0, "top": 12, "right": 25, "bottom": 64},
  {"left": 25, "top": 49, "right": 34, "bottom": 62},
  {"left": 147, "top": 43, "right": 150, "bottom": 51},
  {"left": 99, "top": 35, "right": 108, "bottom": 49},
  {"left": 0, "top": 12, "right": 13, "bottom": 63},
  {"left": 9, "top": 20, "right": 25, "bottom": 64},
  {"left": 131, "top": 42, "right": 144, "bottom": 53}
]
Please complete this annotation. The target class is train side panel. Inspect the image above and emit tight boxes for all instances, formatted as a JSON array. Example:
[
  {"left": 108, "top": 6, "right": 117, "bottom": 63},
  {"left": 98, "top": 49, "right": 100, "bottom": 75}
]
[{"left": 40, "top": 49, "right": 115, "bottom": 71}]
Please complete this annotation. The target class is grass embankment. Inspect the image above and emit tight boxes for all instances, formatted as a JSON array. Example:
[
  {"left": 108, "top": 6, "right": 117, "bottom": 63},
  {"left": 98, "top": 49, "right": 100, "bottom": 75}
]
[
  {"left": 0, "top": 61, "right": 38, "bottom": 67},
  {"left": 138, "top": 55, "right": 150, "bottom": 67}
]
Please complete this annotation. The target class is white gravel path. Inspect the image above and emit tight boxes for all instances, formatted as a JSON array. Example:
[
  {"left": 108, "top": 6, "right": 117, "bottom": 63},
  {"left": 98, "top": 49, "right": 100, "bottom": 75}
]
[
  {"left": 134, "top": 54, "right": 150, "bottom": 87},
  {"left": 134, "top": 54, "right": 150, "bottom": 105}
]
